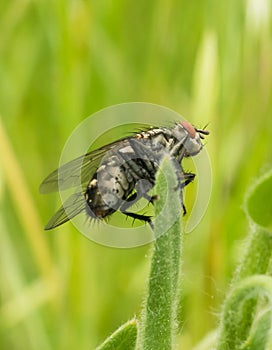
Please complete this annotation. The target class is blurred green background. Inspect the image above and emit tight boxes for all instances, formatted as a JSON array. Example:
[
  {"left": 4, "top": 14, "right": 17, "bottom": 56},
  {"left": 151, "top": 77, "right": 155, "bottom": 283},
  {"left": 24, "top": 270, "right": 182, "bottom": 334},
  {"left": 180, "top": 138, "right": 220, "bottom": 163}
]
[{"left": 1, "top": 1, "right": 272, "bottom": 349}]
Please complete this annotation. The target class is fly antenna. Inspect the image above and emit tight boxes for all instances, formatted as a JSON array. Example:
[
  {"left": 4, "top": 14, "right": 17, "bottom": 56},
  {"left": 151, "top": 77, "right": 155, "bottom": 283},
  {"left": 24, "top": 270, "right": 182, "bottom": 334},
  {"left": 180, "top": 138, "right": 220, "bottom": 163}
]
[{"left": 195, "top": 122, "right": 210, "bottom": 136}]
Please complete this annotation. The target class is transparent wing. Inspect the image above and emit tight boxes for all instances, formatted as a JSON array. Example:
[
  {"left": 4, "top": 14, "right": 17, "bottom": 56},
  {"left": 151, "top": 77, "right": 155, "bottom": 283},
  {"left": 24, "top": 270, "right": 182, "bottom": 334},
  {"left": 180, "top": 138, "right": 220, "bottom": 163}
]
[
  {"left": 40, "top": 137, "right": 134, "bottom": 194},
  {"left": 39, "top": 146, "right": 111, "bottom": 193},
  {"left": 39, "top": 125, "right": 157, "bottom": 194},
  {"left": 44, "top": 192, "right": 86, "bottom": 230}
]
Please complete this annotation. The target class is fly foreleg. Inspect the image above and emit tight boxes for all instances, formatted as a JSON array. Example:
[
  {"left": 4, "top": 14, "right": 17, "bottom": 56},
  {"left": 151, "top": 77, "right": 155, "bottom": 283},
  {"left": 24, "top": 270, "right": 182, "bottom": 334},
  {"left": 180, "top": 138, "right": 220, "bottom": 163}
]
[{"left": 175, "top": 170, "right": 195, "bottom": 216}]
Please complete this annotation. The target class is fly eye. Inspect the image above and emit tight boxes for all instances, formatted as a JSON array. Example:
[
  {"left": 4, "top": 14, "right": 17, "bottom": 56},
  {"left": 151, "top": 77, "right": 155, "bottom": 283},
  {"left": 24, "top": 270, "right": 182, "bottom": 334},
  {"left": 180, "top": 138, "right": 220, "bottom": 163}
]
[{"left": 180, "top": 121, "right": 196, "bottom": 138}]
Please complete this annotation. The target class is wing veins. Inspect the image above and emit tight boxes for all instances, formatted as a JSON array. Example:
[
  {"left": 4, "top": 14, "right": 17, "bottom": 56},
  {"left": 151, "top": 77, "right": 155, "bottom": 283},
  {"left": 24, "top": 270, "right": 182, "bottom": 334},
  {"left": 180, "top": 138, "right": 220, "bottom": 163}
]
[{"left": 44, "top": 192, "right": 86, "bottom": 230}]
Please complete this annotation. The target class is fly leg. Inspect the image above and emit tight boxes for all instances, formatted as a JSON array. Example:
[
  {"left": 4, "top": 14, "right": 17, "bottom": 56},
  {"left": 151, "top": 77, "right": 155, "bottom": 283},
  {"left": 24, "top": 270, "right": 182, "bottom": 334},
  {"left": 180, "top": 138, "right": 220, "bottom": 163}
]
[
  {"left": 120, "top": 210, "right": 153, "bottom": 225},
  {"left": 173, "top": 157, "right": 195, "bottom": 216},
  {"left": 180, "top": 172, "right": 195, "bottom": 189},
  {"left": 175, "top": 169, "right": 195, "bottom": 216},
  {"left": 120, "top": 186, "right": 153, "bottom": 226},
  {"left": 142, "top": 193, "right": 158, "bottom": 205},
  {"left": 120, "top": 197, "right": 152, "bottom": 225},
  {"left": 119, "top": 192, "right": 138, "bottom": 212},
  {"left": 170, "top": 134, "right": 189, "bottom": 161},
  {"left": 135, "top": 178, "right": 157, "bottom": 206}
]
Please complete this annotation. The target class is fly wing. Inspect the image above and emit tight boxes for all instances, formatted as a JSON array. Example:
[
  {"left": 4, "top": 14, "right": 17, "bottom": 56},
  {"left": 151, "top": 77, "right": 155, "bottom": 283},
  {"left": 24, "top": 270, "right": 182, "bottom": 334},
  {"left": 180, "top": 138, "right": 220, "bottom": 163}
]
[
  {"left": 39, "top": 137, "right": 133, "bottom": 194},
  {"left": 39, "top": 147, "right": 110, "bottom": 194},
  {"left": 39, "top": 126, "right": 156, "bottom": 194},
  {"left": 44, "top": 192, "right": 86, "bottom": 230}
]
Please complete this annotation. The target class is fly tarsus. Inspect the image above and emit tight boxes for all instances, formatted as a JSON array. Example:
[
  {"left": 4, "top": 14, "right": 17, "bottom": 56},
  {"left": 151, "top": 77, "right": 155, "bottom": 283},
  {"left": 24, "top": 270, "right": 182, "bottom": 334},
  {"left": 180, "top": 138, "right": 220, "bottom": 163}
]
[
  {"left": 121, "top": 210, "right": 153, "bottom": 224},
  {"left": 182, "top": 203, "right": 187, "bottom": 216},
  {"left": 180, "top": 172, "right": 195, "bottom": 188},
  {"left": 174, "top": 171, "right": 196, "bottom": 216},
  {"left": 143, "top": 193, "right": 158, "bottom": 205}
]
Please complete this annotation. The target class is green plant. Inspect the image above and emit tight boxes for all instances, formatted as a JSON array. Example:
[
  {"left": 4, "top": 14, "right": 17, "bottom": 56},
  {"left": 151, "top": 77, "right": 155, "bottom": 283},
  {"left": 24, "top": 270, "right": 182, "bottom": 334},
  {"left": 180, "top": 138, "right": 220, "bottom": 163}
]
[
  {"left": 96, "top": 156, "right": 183, "bottom": 349},
  {"left": 96, "top": 319, "right": 137, "bottom": 350},
  {"left": 1, "top": 2, "right": 272, "bottom": 349},
  {"left": 96, "top": 166, "right": 272, "bottom": 350},
  {"left": 215, "top": 170, "right": 272, "bottom": 350}
]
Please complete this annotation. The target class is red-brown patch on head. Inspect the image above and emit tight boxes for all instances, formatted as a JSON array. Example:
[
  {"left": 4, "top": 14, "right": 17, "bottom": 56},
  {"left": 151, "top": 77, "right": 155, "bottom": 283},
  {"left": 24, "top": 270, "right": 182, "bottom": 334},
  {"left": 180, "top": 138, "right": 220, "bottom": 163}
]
[{"left": 180, "top": 121, "right": 196, "bottom": 138}]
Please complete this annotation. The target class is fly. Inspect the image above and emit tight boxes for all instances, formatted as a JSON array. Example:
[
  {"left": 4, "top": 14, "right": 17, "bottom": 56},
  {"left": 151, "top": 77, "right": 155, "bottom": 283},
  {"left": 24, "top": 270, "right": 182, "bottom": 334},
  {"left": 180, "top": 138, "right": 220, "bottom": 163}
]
[{"left": 40, "top": 121, "right": 209, "bottom": 229}]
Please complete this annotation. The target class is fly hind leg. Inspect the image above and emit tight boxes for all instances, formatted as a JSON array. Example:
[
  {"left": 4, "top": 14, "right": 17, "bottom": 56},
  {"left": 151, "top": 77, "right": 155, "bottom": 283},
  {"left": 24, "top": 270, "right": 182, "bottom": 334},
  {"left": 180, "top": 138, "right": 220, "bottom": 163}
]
[
  {"left": 120, "top": 192, "right": 153, "bottom": 228},
  {"left": 142, "top": 193, "right": 158, "bottom": 205},
  {"left": 121, "top": 210, "right": 152, "bottom": 225}
]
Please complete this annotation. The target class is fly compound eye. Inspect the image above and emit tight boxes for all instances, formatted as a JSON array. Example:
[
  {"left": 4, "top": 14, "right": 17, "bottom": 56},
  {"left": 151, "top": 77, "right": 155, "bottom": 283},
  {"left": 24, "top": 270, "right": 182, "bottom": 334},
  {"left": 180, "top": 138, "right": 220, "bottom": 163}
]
[
  {"left": 180, "top": 121, "right": 196, "bottom": 138},
  {"left": 178, "top": 121, "right": 203, "bottom": 157}
]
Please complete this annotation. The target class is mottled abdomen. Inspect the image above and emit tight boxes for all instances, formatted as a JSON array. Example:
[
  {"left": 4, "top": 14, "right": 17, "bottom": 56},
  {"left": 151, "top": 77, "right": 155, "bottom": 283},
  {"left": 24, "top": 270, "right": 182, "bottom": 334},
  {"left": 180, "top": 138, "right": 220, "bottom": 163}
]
[{"left": 84, "top": 152, "right": 137, "bottom": 219}]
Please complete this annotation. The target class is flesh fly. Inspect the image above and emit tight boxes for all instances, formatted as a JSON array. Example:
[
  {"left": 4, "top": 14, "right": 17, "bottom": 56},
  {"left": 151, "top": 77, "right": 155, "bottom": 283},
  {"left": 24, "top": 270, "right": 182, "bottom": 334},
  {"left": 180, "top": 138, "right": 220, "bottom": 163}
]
[{"left": 40, "top": 121, "right": 209, "bottom": 229}]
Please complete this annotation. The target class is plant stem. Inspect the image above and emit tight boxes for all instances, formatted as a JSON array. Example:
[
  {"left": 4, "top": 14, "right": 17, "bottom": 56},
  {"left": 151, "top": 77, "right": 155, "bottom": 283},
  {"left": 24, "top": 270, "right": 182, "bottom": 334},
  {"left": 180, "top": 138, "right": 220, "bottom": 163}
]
[{"left": 138, "top": 156, "right": 183, "bottom": 350}]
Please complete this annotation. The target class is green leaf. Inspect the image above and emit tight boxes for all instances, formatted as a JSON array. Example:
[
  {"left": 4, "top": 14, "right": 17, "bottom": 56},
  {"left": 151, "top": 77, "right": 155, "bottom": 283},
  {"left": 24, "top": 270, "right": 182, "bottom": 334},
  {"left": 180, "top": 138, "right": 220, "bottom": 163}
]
[
  {"left": 216, "top": 275, "right": 272, "bottom": 350},
  {"left": 245, "top": 170, "right": 272, "bottom": 231},
  {"left": 96, "top": 319, "right": 138, "bottom": 350},
  {"left": 138, "top": 155, "right": 183, "bottom": 350},
  {"left": 239, "top": 309, "right": 272, "bottom": 350},
  {"left": 229, "top": 227, "right": 272, "bottom": 344},
  {"left": 226, "top": 170, "right": 272, "bottom": 344}
]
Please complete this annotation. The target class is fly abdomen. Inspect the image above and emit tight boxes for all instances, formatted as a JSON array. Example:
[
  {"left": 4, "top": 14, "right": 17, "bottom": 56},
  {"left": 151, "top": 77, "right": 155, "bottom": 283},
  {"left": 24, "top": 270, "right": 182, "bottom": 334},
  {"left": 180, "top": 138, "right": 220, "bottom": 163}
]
[{"left": 85, "top": 154, "right": 136, "bottom": 219}]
